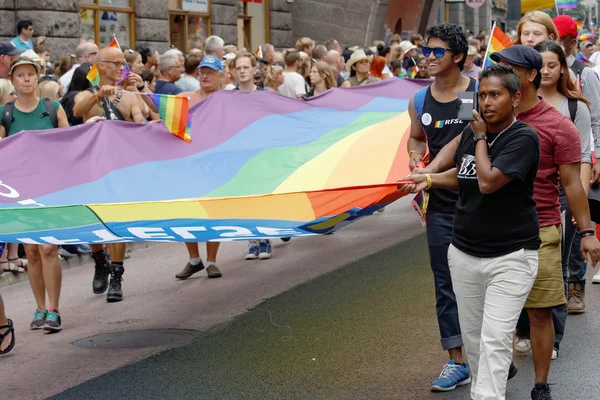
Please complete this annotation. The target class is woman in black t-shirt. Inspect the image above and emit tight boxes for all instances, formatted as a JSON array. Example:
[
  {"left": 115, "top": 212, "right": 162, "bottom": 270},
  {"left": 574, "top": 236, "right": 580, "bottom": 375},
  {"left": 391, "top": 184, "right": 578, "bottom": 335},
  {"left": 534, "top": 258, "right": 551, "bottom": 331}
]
[{"left": 400, "top": 64, "right": 541, "bottom": 399}]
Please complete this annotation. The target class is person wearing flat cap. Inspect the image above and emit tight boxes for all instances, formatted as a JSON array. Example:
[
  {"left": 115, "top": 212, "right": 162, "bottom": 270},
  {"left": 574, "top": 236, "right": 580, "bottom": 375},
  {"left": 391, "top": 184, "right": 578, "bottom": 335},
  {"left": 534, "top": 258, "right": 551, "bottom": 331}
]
[
  {"left": 421, "top": 44, "right": 600, "bottom": 400},
  {"left": 0, "top": 42, "right": 23, "bottom": 79}
]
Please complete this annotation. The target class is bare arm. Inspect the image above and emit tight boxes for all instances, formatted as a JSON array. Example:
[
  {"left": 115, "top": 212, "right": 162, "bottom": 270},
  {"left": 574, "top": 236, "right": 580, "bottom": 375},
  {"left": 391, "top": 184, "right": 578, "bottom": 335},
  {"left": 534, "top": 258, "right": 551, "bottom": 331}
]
[
  {"left": 57, "top": 105, "right": 69, "bottom": 128},
  {"left": 73, "top": 90, "right": 97, "bottom": 117},
  {"left": 407, "top": 97, "right": 427, "bottom": 170},
  {"left": 474, "top": 139, "right": 513, "bottom": 194},
  {"left": 0, "top": 125, "right": 5, "bottom": 139},
  {"left": 340, "top": 80, "right": 351, "bottom": 88},
  {"left": 398, "top": 168, "right": 459, "bottom": 193}
]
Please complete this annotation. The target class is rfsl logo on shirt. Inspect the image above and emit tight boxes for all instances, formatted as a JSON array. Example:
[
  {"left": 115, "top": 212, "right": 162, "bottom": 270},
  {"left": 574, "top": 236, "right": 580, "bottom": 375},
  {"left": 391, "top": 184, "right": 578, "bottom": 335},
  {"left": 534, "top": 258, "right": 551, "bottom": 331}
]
[{"left": 434, "top": 119, "right": 463, "bottom": 128}]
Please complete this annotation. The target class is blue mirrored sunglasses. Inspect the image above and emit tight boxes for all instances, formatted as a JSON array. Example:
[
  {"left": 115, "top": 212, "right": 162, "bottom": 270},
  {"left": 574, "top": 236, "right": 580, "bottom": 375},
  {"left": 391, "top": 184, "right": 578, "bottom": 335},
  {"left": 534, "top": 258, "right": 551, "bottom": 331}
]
[{"left": 422, "top": 46, "right": 452, "bottom": 58}]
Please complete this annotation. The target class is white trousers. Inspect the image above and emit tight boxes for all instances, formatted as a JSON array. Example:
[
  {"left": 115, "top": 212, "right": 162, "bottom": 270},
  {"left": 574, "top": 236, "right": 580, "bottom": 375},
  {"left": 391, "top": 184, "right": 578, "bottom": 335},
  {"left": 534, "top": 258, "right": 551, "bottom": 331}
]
[{"left": 448, "top": 245, "right": 538, "bottom": 400}]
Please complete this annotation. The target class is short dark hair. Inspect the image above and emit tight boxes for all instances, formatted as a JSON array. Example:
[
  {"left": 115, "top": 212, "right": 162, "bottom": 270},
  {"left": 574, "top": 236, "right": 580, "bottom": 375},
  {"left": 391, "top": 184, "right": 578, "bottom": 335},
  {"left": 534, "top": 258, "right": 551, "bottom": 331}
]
[
  {"left": 426, "top": 23, "right": 468, "bottom": 70},
  {"left": 135, "top": 43, "right": 154, "bottom": 64},
  {"left": 17, "top": 20, "right": 33, "bottom": 35},
  {"left": 377, "top": 44, "right": 391, "bottom": 57},
  {"left": 391, "top": 59, "right": 402, "bottom": 72},
  {"left": 284, "top": 49, "right": 301, "bottom": 67},
  {"left": 184, "top": 53, "right": 202, "bottom": 74},
  {"left": 478, "top": 63, "right": 521, "bottom": 96}
]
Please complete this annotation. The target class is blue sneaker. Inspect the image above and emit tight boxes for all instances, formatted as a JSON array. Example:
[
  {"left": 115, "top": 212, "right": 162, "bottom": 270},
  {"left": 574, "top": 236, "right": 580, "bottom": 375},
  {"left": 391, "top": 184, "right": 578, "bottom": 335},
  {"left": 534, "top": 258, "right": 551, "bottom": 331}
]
[
  {"left": 431, "top": 360, "right": 471, "bottom": 392},
  {"left": 258, "top": 240, "right": 272, "bottom": 260},
  {"left": 245, "top": 241, "right": 259, "bottom": 260}
]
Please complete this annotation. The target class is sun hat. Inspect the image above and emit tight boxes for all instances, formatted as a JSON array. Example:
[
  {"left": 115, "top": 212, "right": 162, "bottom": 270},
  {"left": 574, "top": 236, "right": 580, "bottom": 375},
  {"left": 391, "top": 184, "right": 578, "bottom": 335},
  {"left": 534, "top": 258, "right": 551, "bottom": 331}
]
[
  {"left": 345, "top": 49, "right": 373, "bottom": 72},
  {"left": 400, "top": 40, "right": 417, "bottom": 54},
  {"left": 9, "top": 56, "right": 41, "bottom": 75}
]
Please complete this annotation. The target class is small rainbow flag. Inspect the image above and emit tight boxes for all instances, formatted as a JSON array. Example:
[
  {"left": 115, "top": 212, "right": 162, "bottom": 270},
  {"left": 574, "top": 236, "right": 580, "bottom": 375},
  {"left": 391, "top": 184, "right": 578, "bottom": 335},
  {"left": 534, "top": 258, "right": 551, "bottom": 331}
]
[
  {"left": 434, "top": 120, "right": 445, "bottom": 128},
  {"left": 411, "top": 190, "right": 429, "bottom": 227},
  {"left": 86, "top": 65, "right": 100, "bottom": 86},
  {"left": 256, "top": 46, "right": 263, "bottom": 59},
  {"left": 483, "top": 23, "right": 513, "bottom": 69},
  {"left": 147, "top": 93, "right": 192, "bottom": 142},
  {"left": 556, "top": 0, "right": 577, "bottom": 9},
  {"left": 576, "top": 20, "right": 584, "bottom": 33},
  {"left": 410, "top": 66, "right": 419, "bottom": 79},
  {"left": 108, "top": 36, "right": 120, "bottom": 50}
]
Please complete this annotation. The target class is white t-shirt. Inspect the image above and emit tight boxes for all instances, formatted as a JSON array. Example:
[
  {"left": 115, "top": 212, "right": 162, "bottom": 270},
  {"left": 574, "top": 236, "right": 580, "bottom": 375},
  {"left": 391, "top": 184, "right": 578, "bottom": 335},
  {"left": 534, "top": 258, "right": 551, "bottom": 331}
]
[{"left": 280, "top": 72, "right": 306, "bottom": 98}]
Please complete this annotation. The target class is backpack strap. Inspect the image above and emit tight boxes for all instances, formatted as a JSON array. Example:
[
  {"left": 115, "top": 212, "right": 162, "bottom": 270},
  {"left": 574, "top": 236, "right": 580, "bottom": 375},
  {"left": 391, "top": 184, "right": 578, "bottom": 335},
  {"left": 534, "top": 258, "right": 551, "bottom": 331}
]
[
  {"left": 413, "top": 86, "right": 429, "bottom": 122},
  {"left": 570, "top": 59, "right": 586, "bottom": 79},
  {"left": 567, "top": 98, "right": 578, "bottom": 123},
  {"left": 41, "top": 98, "right": 58, "bottom": 128},
  {"left": 1, "top": 101, "right": 14, "bottom": 134}
]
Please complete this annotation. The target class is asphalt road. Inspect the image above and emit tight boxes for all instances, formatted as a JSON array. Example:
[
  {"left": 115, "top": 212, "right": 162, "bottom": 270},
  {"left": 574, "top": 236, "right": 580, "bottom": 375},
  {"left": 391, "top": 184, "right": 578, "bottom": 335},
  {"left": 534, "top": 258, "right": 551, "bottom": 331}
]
[{"left": 2, "top": 199, "right": 600, "bottom": 399}]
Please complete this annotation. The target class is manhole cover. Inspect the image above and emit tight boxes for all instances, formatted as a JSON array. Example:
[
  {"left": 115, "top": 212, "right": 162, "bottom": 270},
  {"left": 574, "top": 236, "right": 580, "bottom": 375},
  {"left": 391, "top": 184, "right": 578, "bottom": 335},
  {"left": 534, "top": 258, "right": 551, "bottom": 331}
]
[{"left": 72, "top": 329, "right": 197, "bottom": 350}]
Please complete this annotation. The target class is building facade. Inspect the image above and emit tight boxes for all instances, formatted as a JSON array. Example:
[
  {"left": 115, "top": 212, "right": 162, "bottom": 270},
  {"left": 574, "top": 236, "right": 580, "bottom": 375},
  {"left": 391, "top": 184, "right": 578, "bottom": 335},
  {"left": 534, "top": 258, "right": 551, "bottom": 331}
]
[{"left": 0, "top": 0, "right": 420, "bottom": 60}]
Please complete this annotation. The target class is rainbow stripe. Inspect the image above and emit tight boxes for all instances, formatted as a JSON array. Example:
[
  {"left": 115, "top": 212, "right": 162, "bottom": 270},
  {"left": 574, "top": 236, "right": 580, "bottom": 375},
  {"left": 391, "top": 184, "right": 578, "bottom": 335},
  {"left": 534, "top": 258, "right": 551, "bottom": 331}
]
[
  {"left": 410, "top": 67, "right": 419, "bottom": 79},
  {"left": 434, "top": 120, "right": 444, "bottom": 128},
  {"left": 256, "top": 46, "right": 263, "bottom": 59},
  {"left": 411, "top": 190, "right": 429, "bottom": 226},
  {"left": 147, "top": 93, "right": 192, "bottom": 142},
  {"left": 0, "top": 79, "right": 428, "bottom": 244},
  {"left": 484, "top": 25, "right": 513, "bottom": 69},
  {"left": 556, "top": 0, "right": 577, "bottom": 9}
]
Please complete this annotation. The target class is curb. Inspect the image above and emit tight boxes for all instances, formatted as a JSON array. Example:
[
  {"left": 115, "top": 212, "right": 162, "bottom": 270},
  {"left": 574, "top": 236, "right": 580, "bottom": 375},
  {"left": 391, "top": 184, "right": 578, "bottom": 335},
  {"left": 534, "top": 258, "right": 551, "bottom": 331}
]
[{"left": 0, "top": 242, "right": 159, "bottom": 289}]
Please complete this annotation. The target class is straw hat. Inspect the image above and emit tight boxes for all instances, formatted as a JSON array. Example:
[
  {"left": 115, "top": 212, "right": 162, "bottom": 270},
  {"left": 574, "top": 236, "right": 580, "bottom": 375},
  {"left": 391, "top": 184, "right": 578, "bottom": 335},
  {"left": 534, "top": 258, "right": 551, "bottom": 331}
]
[
  {"left": 400, "top": 40, "right": 417, "bottom": 54},
  {"left": 345, "top": 49, "right": 373, "bottom": 72}
]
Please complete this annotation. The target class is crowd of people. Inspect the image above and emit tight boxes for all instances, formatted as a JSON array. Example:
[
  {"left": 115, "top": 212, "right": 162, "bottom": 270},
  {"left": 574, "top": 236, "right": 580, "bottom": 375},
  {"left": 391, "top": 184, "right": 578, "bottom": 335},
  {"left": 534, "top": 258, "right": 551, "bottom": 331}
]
[{"left": 0, "top": 12, "right": 600, "bottom": 400}]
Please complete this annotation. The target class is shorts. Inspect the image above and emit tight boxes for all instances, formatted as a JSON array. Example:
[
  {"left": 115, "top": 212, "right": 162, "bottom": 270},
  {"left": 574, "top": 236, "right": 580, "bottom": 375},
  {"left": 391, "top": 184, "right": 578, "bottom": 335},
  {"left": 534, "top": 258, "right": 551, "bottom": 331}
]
[{"left": 524, "top": 225, "right": 566, "bottom": 309}]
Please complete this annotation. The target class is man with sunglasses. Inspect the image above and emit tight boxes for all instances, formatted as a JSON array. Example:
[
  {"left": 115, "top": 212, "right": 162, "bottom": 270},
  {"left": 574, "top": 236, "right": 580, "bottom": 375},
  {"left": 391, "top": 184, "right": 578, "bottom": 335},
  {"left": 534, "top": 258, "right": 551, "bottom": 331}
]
[
  {"left": 406, "top": 23, "right": 475, "bottom": 392},
  {"left": 11, "top": 20, "right": 34, "bottom": 51},
  {"left": 73, "top": 46, "right": 149, "bottom": 303}
]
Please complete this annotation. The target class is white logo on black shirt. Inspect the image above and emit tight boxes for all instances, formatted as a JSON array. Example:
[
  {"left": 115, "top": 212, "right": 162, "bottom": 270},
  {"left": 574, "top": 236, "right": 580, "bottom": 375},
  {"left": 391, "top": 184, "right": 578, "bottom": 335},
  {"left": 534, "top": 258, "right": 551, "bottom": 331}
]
[
  {"left": 422, "top": 112, "right": 432, "bottom": 126},
  {"left": 458, "top": 155, "right": 477, "bottom": 179}
]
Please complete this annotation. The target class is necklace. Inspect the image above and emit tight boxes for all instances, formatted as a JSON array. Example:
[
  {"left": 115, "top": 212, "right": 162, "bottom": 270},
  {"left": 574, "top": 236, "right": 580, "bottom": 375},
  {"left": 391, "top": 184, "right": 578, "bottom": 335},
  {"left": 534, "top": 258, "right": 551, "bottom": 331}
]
[{"left": 488, "top": 118, "right": 516, "bottom": 148}]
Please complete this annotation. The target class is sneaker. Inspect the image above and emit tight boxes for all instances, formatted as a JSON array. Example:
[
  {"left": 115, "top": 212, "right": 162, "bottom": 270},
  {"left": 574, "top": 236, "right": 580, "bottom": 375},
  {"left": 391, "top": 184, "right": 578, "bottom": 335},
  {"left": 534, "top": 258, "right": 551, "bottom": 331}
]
[
  {"left": 531, "top": 383, "right": 552, "bottom": 400},
  {"left": 175, "top": 261, "right": 205, "bottom": 280},
  {"left": 92, "top": 250, "right": 111, "bottom": 295},
  {"left": 592, "top": 268, "right": 600, "bottom": 284},
  {"left": 551, "top": 348, "right": 558, "bottom": 360},
  {"left": 258, "top": 240, "right": 272, "bottom": 260},
  {"left": 43, "top": 310, "right": 62, "bottom": 332},
  {"left": 206, "top": 264, "right": 222, "bottom": 279},
  {"left": 567, "top": 283, "right": 585, "bottom": 314},
  {"left": 515, "top": 338, "right": 531, "bottom": 353},
  {"left": 431, "top": 360, "right": 471, "bottom": 392},
  {"left": 30, "top": 309, "right": 47, "bottom": 330},
  {"left": 106, "top": 265, "right": 124, "bottom": 303},
  {"left": 245, "top": 241, "right": 259, "bottom": 260}
]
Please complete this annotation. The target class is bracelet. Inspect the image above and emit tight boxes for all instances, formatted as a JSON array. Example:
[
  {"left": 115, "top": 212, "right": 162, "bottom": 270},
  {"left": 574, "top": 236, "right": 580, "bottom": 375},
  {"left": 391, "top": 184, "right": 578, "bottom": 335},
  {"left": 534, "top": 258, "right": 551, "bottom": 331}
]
[
  {"left": 581, "top": 231, "right": 596, "bottom": 238},
  {"left": 425, "top": 173, "right": 432, "bottom": 190},
  {"left": 408, "top": 150, "right": 421, "bottom": 158}
]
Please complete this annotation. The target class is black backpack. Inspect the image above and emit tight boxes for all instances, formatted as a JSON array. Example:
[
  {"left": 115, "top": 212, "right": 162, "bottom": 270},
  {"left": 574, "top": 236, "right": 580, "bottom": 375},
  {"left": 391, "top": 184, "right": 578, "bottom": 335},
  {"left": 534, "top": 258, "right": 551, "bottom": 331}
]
[
  {"left": 567, "top": 97, "right": 577, "bottom": 123},
  {"left": 1, "top": 98, "right": 58, "bottom": 134}
]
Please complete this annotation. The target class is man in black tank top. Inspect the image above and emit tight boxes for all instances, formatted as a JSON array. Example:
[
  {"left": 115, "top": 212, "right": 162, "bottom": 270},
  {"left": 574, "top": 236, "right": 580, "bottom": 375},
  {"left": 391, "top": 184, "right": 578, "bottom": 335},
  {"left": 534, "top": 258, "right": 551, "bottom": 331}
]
[{"left": 406, "top": 23, "right": 473, "bottom": 392}]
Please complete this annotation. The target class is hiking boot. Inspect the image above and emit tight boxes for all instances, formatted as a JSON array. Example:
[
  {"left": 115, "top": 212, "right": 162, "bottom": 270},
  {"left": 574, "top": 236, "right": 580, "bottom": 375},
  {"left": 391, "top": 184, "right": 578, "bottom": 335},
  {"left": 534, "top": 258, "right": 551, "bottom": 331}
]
[
  {"left": 176, "top": 261, "right": 205, "bottom": 280},
  {"left": 92, "top": 250, "right": 111, "bottom": 295},
  {"left": 431, "top": 360, "right": 471, "bottom": 392},
  {"left": 43, "top": 310, "right": 62, "bottom": 332},
  {"left": 30, "top": 309, "right": 47, "bottom": 330},
  {"left": 206, "top": 265, "right": 222, "bottom": 279},
  {"left": 106, "top": 265, "right": 124, "bottom": 303},
  {"left": 567, "top": 283, "right": 585, "bottom": 314},
  {"left": 531, "top": 383, "right": 552, "bottom": 400}
]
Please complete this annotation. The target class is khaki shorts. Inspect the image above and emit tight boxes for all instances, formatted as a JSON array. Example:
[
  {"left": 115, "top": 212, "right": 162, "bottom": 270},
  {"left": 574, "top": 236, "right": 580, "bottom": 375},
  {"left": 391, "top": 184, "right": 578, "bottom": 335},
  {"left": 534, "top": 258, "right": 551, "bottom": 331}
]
[{"left": 524, "top": 225, "right": 567, "bottom": 309}]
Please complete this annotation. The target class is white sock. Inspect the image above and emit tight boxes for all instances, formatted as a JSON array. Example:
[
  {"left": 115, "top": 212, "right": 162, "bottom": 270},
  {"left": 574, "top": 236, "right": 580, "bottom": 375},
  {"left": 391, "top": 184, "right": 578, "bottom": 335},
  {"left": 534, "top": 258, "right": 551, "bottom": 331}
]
[
  {"left": 189, "top": 257, "right": 202, "bottom": 266},
  {"left": 207, "top": 261, "right": 216, "bottom": 267}
]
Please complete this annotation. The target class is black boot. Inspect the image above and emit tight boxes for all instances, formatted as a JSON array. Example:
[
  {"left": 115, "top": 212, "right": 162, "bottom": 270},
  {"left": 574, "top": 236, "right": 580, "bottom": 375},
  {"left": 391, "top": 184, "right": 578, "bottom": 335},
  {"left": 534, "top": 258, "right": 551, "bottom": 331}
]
[
  {"left": 107, "top": 264, "right": 124, "bottom": 303},
  {"left": 92, "top": 250, "right": 111, "bottom": 294}
]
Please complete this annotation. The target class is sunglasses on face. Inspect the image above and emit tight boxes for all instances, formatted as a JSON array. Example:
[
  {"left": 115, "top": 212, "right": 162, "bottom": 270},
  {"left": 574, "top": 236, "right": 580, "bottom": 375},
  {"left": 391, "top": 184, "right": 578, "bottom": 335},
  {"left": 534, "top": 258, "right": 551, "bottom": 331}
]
[{"left": 422, "top": 46, "right": 452, "bottom": 58}]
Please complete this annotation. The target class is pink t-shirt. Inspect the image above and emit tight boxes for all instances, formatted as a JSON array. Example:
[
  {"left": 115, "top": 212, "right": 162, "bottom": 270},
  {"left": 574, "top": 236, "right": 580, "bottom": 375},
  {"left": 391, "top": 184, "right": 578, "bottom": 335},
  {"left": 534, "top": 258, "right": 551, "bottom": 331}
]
[{"left": 517, "top": 99, "right": 582, "bottom": 227}]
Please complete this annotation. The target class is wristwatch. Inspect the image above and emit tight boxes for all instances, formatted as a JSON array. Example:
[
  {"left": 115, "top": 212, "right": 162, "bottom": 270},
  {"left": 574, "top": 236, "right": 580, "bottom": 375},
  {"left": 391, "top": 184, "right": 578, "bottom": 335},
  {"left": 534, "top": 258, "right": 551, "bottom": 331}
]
[{"left": 474, "top": 135, "right": 486, "bottom": 144}]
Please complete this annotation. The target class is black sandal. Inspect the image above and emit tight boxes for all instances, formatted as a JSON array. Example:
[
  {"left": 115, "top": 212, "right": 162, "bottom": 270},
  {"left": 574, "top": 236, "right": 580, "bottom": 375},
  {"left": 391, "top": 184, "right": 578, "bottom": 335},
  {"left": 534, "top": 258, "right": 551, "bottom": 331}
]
[
  {"left": 8, "top": 258, "right": 27, "bottom": 271},
  {"left": 0, "top": 261, "right": 24, "bottom": 276},
  {"left": 0, "top": 319, "right": 15, "bottom": 355}
]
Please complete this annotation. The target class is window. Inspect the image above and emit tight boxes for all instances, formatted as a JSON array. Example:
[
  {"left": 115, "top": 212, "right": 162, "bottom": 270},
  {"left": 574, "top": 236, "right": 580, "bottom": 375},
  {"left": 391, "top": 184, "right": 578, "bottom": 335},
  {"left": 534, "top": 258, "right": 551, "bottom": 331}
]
[
  {"left": 237, "top": 1, "right": 270, "bottom": 53},
  {"left": 80, "top": 0, "right": 135, "bottom": 48},
  {"left": 169, "top": 0, "right": 211, "bottom": 52}
]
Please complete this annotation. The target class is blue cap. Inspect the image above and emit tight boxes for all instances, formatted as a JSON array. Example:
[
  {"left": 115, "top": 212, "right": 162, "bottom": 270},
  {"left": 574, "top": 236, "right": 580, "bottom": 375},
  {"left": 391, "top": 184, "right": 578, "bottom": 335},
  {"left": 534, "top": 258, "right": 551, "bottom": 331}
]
[
  {"left": 199, "top": 55, "right": 224, "bottom": 72},
  {"left": 490, "top": 45, "right": 543, "bottom": 71}
]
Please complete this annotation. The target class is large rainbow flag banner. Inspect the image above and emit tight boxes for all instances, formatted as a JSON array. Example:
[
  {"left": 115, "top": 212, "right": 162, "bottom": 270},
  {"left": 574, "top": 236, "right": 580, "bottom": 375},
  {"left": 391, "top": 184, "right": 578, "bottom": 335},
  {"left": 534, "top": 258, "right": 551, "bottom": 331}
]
[
  {"left": 0, "top": 79, "right": 425, "bottom": 244},
  {"left": 147, "top": 93, "right": 192, "bottom": 142},
  {"left": 556, "top": 0, "right": 578, "bottom": 9},
  {"left": 483, "top": 24, "right": 513, "bottom": 69}
]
